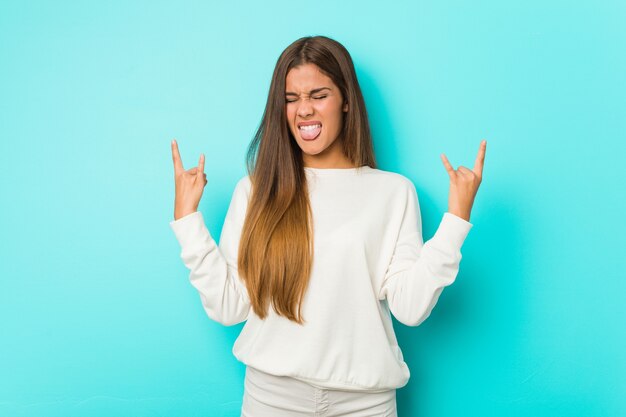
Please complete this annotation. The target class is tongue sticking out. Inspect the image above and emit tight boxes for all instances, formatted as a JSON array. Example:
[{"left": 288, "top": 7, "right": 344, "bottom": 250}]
[{"left": 300, "top": 125, "right": 322, "bottom": 140}]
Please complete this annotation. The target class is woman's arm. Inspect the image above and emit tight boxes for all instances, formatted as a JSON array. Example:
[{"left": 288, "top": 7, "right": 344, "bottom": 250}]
[
  {"left": 170, "top": 177, "right": 251, "bottom": 326},
  {"left": 378, "top": 181, "right": 473, "bottom": 327}
]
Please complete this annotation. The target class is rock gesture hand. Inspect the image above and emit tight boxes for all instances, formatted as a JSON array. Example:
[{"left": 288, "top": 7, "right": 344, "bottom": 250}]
[
  {"left": 171, "top": 139, "right": 207, "bottom": 221},
  {"left": 440, "top": 140, "right": 487, "bottom": 222}
]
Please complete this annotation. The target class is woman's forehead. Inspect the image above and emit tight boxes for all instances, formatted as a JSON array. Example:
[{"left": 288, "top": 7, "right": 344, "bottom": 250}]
[{"left": 286, "top": 64, "right": 333, "bottom": 87}]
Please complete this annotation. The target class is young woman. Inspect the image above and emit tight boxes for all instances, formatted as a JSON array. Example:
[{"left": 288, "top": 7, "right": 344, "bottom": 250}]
[{"left": 169, "top": 35, "right": 486, "bottom": 417}]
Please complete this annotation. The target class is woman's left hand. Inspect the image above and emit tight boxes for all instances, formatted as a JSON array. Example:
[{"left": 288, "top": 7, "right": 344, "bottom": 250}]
[{"left": 440, "top": 140, "right": 487, "bottom": 222}]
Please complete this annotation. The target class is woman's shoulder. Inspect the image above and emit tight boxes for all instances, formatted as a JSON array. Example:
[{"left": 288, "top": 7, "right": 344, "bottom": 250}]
[
  {"left": 232, "top": 174, "right": 253, "bottom": 203},
  {"left": 236, "top": 174, "right": 252, "bottom": 189},
  {"left": 367, "top": 167, "right": 416, "bottom": 193}
]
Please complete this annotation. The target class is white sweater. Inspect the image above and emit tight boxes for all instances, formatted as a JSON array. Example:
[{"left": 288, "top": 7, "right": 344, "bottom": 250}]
[{"left": 169, "top": 165, "right": 473, "bottom": 392}]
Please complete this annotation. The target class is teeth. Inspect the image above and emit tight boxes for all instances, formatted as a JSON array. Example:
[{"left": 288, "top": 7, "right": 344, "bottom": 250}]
[{"left": 299, "top": 124, "right": 321, "bottom": 130}]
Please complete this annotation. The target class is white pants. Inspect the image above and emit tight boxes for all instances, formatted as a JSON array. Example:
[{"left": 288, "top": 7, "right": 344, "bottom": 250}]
[{"left": 241, "top": 366, "right": 398, "bottom": 417}]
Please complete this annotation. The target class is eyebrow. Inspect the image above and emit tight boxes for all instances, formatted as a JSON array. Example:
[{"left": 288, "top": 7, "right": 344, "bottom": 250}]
[{"left": 285, "top": 87, "right": 331, "bottom": 96}]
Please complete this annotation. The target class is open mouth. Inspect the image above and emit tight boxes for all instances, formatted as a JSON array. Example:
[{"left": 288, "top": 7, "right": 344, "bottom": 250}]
[{"left": 298, "top": 123, "right": 322, "bottom": 141}]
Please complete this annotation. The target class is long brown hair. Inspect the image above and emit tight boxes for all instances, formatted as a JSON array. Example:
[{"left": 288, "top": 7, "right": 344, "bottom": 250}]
[{"left": 237, "top": 35, "right": 377, "bottom": 324}]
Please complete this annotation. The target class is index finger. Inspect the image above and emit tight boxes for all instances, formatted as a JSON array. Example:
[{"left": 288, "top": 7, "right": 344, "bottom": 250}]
[
  {"left": 171, "top": 139, "right": 185, "bottom": 175},
  {"left": 440, "top": 153, "right": 456, "bottom": 178},
  {"left": 473, "top": 139, "right": 486, "bottom": 177},
  {"left": 197, "top": 153, "right": 205, "bottom": 175}
]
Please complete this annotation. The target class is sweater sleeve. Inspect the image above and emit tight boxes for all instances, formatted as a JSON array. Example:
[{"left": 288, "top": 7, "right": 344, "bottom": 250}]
[
  {"left": 378, "top": 180, "right": 473, "bottom": 327},
  {"left": 169, "top": 177, "right": 251, "bottom": 326}
]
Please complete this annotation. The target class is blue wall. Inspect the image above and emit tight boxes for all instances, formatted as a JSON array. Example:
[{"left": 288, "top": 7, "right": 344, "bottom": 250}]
[{"left": 1, "top": 0, "right": 624, "bottom": 415}]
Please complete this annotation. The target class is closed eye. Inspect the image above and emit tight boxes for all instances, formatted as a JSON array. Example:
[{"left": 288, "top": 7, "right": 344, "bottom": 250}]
[{"left": 285, "top": 95, "right": 327, "bottom": 103}]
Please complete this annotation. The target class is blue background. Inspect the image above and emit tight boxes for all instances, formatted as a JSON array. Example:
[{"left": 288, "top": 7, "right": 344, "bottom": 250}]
[{"left": 1, "top": 0, "right": 624, "bottom": 416}]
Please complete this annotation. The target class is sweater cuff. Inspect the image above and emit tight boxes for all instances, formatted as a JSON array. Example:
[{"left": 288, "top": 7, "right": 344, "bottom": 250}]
[
  {"left": 169, "top": 211, "right": 213, "bottom": 248},
  {"left": 432, "top": 212, "right": 474, "bottom": 249}
]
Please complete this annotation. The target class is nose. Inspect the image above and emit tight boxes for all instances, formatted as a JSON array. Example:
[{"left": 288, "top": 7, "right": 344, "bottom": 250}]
[{"left": 296, "top": 97, "right": 314, "bottom": 118}]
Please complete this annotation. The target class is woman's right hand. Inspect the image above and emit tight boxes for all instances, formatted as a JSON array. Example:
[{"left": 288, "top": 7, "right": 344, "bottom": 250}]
[{"left": 171, "top": 139, "right": 208, "bottom": 221}]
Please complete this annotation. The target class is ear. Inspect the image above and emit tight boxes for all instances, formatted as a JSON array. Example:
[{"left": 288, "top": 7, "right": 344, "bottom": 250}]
[{"left": 343, "top": 101, "right": 348, "bottom": 112}]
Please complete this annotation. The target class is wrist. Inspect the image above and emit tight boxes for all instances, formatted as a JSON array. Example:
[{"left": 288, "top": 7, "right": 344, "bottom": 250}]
[
  {"left": 447, "top": 210, "right": 470, "bottom": 222},
  {"left": 174, "top": 208, "right": 197, "bottom": 221}
]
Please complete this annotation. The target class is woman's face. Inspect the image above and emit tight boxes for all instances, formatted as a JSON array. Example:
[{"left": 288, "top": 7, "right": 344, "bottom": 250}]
[{"left": 285, "top": 63, "right": 350, "bottom": 167}]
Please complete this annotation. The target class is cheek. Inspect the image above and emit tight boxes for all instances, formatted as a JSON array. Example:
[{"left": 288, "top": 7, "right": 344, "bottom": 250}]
[
  {"left": 323, "top": 99, "right": 341, "bottom": 113},
  {"left": 317, "top": 102, "right": 342, "bottom": 128},
  {"left": 285, "top": 107, "right": 296, "bottom": 130}
]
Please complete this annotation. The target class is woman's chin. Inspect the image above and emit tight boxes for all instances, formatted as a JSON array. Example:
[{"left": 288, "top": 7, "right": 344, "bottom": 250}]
[{"left": 298, "top": 138, "right": 324, "bottom": 152}]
